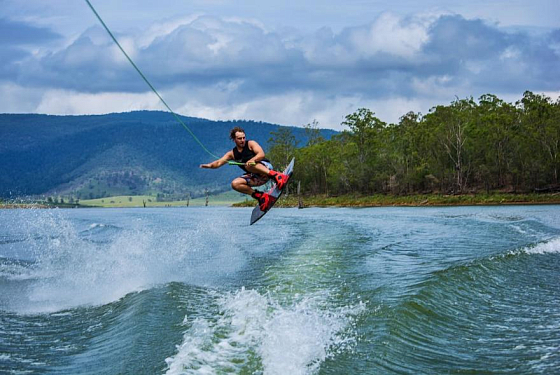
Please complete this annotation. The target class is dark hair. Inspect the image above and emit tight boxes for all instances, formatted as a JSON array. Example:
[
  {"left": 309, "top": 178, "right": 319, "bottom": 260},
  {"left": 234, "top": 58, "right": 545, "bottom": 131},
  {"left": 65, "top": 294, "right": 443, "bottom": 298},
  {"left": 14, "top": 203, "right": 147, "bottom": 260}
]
[{"left": 230, "top": 126, "right": 245, "bottom": 140}]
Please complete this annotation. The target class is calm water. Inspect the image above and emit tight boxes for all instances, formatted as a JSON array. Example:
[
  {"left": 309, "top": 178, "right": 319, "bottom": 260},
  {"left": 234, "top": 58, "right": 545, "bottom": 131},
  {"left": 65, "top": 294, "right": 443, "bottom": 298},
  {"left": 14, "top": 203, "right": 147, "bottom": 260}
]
[{"left": 1, "top": 205, "right": 559, "bottom": 374}]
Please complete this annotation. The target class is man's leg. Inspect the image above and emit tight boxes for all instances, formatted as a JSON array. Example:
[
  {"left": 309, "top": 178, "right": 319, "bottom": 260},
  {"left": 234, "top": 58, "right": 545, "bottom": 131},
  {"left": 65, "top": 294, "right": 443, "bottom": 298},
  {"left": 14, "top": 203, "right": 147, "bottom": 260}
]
[
  {"left": 231, "top": 177, "right": 254, "bottom": 195},
  {"left": 231, "top": 176, "right": 273, "bottom": 211},
  {"left": 244, "top": 163, "right": 270, "bottom": 176},
  {"left": 244, "top": 163, "right": 289, "bottom": 190}
]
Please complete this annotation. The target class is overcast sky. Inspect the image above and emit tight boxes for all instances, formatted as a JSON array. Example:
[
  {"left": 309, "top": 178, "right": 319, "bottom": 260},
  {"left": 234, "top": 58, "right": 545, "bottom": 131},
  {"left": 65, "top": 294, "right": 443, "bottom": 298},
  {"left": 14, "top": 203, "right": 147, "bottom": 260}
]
[{"left": 2, "top": 0, "right": 559, "bottom": 129}]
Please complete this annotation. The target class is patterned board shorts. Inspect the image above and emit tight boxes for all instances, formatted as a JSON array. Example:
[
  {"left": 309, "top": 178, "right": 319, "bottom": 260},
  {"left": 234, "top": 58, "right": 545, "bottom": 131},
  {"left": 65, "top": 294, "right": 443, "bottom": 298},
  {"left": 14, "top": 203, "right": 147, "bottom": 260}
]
[{"left": 241, "top": 160, "right": 274, "bottom": 187}]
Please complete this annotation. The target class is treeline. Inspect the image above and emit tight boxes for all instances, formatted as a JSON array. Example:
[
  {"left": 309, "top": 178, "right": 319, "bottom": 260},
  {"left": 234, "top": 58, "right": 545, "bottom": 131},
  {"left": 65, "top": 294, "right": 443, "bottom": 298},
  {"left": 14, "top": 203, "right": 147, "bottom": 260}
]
[{"left": 268, "top": 91, "right": 560, "bottom": 196}]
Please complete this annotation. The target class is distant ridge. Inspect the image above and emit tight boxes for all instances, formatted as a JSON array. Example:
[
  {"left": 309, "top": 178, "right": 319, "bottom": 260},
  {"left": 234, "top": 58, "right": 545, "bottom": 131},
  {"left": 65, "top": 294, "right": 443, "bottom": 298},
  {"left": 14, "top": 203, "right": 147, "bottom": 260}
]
[{"left": 0, "top": 111, "right": 336, "bottom": 199}]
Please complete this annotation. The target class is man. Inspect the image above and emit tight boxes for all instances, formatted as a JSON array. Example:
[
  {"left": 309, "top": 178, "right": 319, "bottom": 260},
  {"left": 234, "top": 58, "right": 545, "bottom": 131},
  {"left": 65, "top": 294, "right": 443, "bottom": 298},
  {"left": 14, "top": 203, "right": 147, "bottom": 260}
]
[{"left": 200, "top": 126, "right": 289, "bottom": 211}]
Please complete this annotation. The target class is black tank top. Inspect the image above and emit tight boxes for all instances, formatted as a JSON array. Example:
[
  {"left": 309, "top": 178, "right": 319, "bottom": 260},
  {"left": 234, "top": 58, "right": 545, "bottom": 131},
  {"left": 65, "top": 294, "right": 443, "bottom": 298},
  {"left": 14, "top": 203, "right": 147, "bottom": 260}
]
[{"left": 232, "top": 142, "right": 269, "bottom": 171}]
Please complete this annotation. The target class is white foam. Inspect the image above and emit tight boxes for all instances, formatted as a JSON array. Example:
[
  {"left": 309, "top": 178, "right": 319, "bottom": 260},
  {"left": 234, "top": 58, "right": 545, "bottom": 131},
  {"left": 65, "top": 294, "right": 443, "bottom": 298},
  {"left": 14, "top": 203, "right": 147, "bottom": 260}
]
[
  {"left": 21, "top": 221, "right": 154, "bottom": 312},
  {"left": 509, "top": 224, "right": 528, "bottom": 235},
  {"left": 0, "top": 261, "right": 35, "bottom": 281},
  {"left": 166, "top": 289, "right": 268, "bottom": 374},
  {"left": 260, "top": 302, "right": 346, "bottom": 375},
  {"left": 523, "top": 237, "right": 560, "bottom": 255},
  {"left": 165, "top": 288, "right": 363, "bottom": 375},
  {"left": 4, "top": 209, "right": 248, "bottom": 313},
  {"left": 84, "top": 223, "right": 105, "bottom": 230}
]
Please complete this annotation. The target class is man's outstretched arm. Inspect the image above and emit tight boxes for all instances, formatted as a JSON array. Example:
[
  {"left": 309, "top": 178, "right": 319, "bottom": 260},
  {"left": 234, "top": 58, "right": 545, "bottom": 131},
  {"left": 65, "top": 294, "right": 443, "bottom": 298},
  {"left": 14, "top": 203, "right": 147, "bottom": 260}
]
[{"left": 200, "top": 151, "right": 233, "bottom": 169}]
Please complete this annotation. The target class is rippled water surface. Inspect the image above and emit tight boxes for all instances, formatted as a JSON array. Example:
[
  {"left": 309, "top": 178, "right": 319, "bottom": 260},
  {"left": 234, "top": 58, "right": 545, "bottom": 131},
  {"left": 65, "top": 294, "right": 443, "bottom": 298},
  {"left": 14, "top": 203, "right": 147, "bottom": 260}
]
[{"left": 1, "top": 205, "right": 559, "bottom": 374}]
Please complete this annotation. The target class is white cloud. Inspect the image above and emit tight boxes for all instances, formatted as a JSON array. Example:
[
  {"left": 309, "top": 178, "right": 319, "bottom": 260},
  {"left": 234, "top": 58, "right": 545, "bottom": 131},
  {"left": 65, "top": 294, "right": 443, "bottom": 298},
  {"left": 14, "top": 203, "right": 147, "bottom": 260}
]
[
  {"left": 411, "top": 75, "right": 457, "bottom": 97},
  {"left": 111, "top": 37, "right": 138, "bottom": 64},
  {"left": 347, "top": 13, "right": 429, "bottom": 58},
  {"left": 138, "top": 14, "right": 205, "bottom": 48},
  {"left": 0, "top": 83, "right": 44, "bottom": 113},
  {"left": 34, "top": 89, "right": 160, "bottom": 114},
  {"left": 2, "top": 8, "right": 559, "bottom": 126},
  {"left": 175, "top": 90, "right": 429, "bottom": 129},
  {"left": 500, "top": 46, "right": 521, "bottom": 60},
  {"left": 540, "top": 91, "right": 560, "bottom": 102}
]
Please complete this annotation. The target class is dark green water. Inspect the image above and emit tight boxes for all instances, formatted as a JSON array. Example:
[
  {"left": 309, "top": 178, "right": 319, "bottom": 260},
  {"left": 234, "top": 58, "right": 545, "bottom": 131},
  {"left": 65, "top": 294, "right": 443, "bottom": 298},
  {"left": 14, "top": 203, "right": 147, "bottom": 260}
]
[{"left": 1, "top": 206, "right": 559, "bottom": 374}]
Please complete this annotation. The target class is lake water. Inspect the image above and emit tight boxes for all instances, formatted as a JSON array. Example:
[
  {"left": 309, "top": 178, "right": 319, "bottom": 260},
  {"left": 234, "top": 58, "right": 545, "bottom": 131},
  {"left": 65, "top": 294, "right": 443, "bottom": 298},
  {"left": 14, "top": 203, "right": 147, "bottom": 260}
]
[{"left": 1, "top": 205, "right": 559, "bottom": 374}]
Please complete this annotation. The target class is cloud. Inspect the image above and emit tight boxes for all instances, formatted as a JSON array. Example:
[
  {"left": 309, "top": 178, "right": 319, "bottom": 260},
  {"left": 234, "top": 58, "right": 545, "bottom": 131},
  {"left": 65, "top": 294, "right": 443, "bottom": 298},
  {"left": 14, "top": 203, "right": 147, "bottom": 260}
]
[
  {"left": 424, "top": 15, "right": 506, "bottom": 61},
  {"left": 0, "top": 46, "right": 30, "bottom": 77},
  {"left": 2, "top": 12, "right": 559, "bottom": 125},
  {"left": 0, "top": 18, "right": 61, "bottom": 46},
  {"left": 138, "top": 15, "right": 305, "bottom": 89},
  {"left": 0, "top": 83, "right": 45, "bottom": 113},
  {"left": 34, "top": 89, "right": 160, "bottom": 114},
  {"left": 336, "top": 12, "right": 430, "bottom": 60},
  {"left": 0, "top": 18, "right": 62, "bottom": 79}
]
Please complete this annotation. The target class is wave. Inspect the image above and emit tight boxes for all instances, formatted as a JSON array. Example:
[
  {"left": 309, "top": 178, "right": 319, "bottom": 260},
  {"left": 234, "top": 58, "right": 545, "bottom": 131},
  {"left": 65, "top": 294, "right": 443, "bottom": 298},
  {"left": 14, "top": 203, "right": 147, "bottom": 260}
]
[
  {"left": 418, "top": 236, "right": 560, "bottom": 294},
  {"left": 165, "top": 287, "right": 363, "bottom": 375},
  {"left": 0, "top": 209, "right": 251, "bottom": 314},
  {"left": 372, "top": 235, "right": 560, "bottom": 373},
  {"left": 78, "top": 222, "right": 122, "bottom": 238},
  {"left": 1, "top": 281, "right": 364, "bottom": 375},
  {"left": 1, "top": 284, "right": 191, "bottom": 374},
  {"left": 520, "top": 236, "right": 560, "bottom": 255},
  {"left": 165, "top": 219, "right": 366, "bottom": 375}
]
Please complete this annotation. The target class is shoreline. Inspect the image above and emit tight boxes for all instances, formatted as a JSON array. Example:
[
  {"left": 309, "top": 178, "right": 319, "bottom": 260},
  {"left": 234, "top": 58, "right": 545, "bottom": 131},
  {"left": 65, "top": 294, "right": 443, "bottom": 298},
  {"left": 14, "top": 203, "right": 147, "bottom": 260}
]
[
  {"left": 233, "top": 193, "right": 560, "bottom": 208},
  {"left": 2, "top": 193, "right": 560, "bottom": 209}
]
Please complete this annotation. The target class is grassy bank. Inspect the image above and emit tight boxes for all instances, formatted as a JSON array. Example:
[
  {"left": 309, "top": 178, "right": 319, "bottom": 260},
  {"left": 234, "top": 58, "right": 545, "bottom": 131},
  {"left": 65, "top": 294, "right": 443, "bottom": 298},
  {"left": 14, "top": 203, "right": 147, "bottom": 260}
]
[
  {"left": 79, "top": 191, "right": 246, "bottom": 208},
  {"left": 1, "top": 191, "right": 246, "bottom": 209},
  {"left": 3, "top": 192, "right": 559, "bottom": 209},
  {"left": 232, "top": 192, "right": 560, "bottom": 208}
]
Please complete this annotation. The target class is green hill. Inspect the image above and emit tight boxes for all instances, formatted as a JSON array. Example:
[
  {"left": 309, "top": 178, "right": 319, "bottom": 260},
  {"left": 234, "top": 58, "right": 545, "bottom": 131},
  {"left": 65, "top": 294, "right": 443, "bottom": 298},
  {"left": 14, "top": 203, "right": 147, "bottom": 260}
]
[{"left": 0, "top": 111, "right": 335, "bottom": 200}]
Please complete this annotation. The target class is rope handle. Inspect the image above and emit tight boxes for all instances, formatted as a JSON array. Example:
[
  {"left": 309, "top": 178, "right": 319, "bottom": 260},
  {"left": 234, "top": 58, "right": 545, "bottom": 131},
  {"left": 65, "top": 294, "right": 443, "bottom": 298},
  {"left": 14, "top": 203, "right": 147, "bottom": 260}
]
[{"left": 227, "top": 161, "right": 257, "bottom": 166}]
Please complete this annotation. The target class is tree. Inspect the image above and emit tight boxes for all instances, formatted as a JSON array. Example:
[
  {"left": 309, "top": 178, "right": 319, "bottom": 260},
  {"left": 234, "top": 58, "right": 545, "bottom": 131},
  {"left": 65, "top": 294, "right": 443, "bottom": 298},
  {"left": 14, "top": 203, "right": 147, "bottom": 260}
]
[
  {"left": 474, "top": 94, "right": 520, "bottom": 190},
  {"left": 424, "top": 98, "right": 475, "bottom": 193},
  {"left": 342, "top": 108, "right": 386, "bottom": 193},
  {"left": 303, "top": 120, "right": 324, "bottom": 146},
  {"left": 295, "top": 139, "right": 338, "bottom": 196},
  {"left": 268, "top": 127, "right": 298, "bottom": 169},
  {"left": 517, "top": 91, "right": 560, "bottom": 187},
  {"left": 387, "top": 112, "right": 425, "bottom": 193}
]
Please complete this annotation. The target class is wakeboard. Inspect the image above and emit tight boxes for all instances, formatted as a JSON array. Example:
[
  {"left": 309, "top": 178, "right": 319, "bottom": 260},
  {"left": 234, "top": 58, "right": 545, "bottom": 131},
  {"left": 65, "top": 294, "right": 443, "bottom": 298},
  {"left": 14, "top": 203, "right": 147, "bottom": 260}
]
[{"left": 250, "top": 158, "right": 295, "bottom": 225}]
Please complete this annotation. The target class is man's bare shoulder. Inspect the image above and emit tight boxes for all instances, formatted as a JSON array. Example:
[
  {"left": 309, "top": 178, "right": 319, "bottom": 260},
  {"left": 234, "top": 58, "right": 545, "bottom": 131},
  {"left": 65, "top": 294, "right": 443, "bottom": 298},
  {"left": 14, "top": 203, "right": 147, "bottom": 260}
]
[{"left": 247, "top": 139, "right": 261, "bottom": 148}]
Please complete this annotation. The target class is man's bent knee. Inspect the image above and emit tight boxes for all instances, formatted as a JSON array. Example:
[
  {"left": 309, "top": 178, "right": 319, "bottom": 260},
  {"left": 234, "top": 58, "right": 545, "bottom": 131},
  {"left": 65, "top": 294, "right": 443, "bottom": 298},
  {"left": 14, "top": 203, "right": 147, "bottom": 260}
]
[{"left": 231, "top": 178, "right": 246, "bottom": 191}]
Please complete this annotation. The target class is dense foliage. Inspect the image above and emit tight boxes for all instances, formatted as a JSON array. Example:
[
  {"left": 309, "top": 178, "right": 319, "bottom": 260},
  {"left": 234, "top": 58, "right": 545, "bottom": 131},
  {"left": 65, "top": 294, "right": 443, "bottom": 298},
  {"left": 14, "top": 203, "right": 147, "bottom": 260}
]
[{"left": 269, "top": 92, "right": 560, "bottom": 196}]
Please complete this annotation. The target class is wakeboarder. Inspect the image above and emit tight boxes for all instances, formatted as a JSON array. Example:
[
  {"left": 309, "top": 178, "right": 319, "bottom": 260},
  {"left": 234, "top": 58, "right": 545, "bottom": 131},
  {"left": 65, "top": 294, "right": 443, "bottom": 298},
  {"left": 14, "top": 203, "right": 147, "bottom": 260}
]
[{"left": 199, "top": 127, "right": 289, "bottom": 211}]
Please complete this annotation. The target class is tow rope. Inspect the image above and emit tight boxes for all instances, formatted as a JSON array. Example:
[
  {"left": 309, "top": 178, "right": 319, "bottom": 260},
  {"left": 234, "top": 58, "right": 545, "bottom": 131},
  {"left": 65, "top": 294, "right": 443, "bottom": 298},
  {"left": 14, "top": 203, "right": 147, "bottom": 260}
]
[{"left": 85, "top": 0, "right": 244, "bottom": 165}]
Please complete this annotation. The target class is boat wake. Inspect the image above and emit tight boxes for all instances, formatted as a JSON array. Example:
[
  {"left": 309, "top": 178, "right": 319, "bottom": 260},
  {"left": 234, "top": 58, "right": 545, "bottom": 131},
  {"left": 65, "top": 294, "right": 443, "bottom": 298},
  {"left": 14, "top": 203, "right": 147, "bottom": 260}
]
[{"left": 166, "top": 287, "right": 362, "bottom": 375}]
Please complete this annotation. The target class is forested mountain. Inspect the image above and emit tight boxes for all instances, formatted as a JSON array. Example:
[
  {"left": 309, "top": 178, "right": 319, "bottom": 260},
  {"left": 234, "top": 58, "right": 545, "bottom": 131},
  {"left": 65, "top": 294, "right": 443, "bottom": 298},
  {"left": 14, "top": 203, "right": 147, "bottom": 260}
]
[{"left": 0, "top": 111, "right": 335, "bottom": 200}]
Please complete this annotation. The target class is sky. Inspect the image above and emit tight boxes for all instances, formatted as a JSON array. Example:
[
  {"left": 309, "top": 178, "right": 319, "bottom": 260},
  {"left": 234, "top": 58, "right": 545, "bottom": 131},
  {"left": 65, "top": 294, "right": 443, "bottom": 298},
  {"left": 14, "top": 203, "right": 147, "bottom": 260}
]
[{"left": 1, "top": 0, "right": 560, "bottom": 129}]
